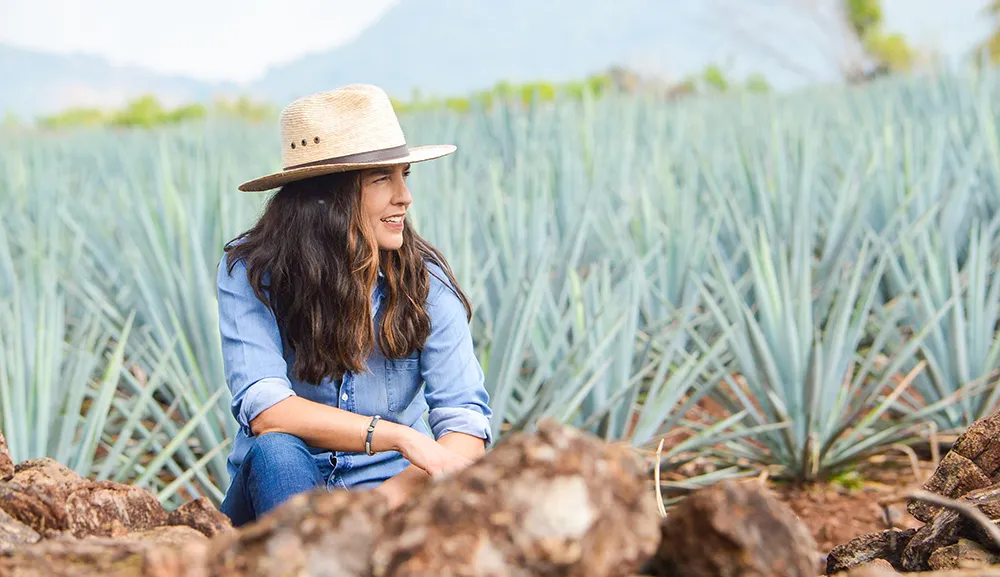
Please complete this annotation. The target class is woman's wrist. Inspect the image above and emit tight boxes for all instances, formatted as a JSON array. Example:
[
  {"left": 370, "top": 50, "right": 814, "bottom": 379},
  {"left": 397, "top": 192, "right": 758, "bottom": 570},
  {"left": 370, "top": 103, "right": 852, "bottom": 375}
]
[{"left": 369, "top": 419, "right": 410, "bottom": 454}]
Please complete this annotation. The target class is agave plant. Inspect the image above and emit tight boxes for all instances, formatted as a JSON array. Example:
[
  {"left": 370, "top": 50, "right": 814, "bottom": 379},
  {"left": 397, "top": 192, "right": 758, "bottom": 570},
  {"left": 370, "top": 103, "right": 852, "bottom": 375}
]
[
  {"left": 694, "top": 209, "right": 945, "bottom": 480},
  {"left": 65, "top": 126, "right": 268, "bottom": 503},
  {"left": 882, "top": 215, "right": 1000, "bottom": 431},
  {"left": 0, "top": 213, "right": 132, "bottom": 471},
  {"left": 0, "top": 195, "right": 230, "bottom": 505}
]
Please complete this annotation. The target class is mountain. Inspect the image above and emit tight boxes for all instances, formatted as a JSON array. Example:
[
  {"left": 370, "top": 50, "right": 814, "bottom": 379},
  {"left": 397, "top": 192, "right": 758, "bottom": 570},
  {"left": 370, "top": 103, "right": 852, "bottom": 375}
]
[
  {"left": 250, "top": 0, "right": 681, "bottom": 106},
  {"left": 2, "top": 0, "right": 697, "bottom": 119},
  {"left": 6, "top": 0, "right": 977, "bottom": 119},
  {"left": 0, "top": 44, "right": 238, "bottom": 120}
]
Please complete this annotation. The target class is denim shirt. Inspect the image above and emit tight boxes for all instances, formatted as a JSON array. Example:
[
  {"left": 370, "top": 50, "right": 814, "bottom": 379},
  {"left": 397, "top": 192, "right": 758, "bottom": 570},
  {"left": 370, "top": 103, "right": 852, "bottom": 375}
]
[{"left": 216, "top": 248, "right": 493, "bottom": 491}]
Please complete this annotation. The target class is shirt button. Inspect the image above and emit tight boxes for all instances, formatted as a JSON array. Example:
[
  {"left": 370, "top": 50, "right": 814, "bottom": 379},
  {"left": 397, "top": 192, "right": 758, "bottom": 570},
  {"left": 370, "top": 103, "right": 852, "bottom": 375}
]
[{"left": 341, "top": 393, "right": 348, "bottom": 401}]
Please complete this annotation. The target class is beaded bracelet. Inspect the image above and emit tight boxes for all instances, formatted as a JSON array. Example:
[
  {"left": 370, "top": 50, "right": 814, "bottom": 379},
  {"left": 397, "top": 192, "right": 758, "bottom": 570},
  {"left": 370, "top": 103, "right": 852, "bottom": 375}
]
[{"left": 365, "top": 415, "right": 381, "bottom": 456}]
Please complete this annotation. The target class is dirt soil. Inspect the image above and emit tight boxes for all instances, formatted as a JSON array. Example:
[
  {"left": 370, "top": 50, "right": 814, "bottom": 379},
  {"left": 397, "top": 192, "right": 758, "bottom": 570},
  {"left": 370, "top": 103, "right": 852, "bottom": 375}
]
[
  {"left": 769, "top": 454, "right": 937, "bottom": 554},
  {"left": 651, "top": 394, "right": 947, "bottom": 556}
]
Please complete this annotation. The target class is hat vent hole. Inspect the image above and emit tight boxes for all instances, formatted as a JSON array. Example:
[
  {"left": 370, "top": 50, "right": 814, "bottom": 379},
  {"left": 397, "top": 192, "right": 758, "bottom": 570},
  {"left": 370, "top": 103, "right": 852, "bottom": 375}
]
[
  {"left": 314, "top": 136, "right": 320, "bottom": 144},
  {"left": 301, "top": 139, "right": 307, "bottom": 146},
  {"left": 290, "top": 142, "right": 295, "bottom": 149}
]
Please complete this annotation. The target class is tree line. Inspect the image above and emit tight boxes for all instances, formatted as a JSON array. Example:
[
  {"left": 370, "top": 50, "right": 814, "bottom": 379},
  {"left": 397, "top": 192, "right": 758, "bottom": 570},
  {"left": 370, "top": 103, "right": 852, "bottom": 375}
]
[
  {"left": 6, "top": 0, "right": 1000, "bottom": 132},
  {"left": 6, "top": 64, "right": 771, "bottom": 132}
]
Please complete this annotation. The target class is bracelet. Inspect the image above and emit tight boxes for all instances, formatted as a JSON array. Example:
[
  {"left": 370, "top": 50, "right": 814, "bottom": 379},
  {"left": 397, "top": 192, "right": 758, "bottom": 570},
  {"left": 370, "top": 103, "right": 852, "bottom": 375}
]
[{"left": 365, "top": 415, "right": 381, "bottom": 456}]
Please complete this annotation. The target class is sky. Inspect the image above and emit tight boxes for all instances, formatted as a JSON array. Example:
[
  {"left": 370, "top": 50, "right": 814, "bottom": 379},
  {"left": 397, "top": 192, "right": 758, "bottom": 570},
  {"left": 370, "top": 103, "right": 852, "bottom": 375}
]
[
  {"left": 0, "top": 0, "right": 400, "bottom": 83},
  {"left": 0, "top": 0, "right": 994, "bottom": 85}
]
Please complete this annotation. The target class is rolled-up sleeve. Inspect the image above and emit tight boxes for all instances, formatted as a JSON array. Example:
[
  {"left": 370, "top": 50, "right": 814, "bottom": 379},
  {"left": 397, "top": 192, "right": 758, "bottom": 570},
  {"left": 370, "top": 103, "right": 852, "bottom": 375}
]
[
  {"left": 420, "top": 270, "right": 494, "bottom": 446},
  {"left": 217, "top": 251, "right": 295, "bottom": 436}
]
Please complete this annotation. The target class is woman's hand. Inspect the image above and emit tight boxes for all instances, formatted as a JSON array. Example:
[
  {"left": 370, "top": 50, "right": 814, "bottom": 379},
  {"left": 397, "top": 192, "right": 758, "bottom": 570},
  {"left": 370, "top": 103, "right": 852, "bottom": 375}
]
[
  {"left": 396, "top": 428, "right": 473, "bottom": 477},
  {"left": 372, "top": 429, "right": 487, "bottom": 510},
  {"left": 373, "top": 467, "right": 429, "bottom": 510}
]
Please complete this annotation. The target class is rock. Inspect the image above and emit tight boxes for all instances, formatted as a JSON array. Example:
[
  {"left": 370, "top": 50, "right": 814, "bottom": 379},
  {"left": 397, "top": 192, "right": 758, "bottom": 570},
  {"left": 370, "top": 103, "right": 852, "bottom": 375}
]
[
  {"left": 899, "top": 482, "right": 1000, "bottom": 571},
  {"left": 166, "top": 498, "right": 233, "bottom": 538},
  {"left": 959, "top": 482, "right": 1000, "bottom": 515},
  {"left": 204, "top": 487, "right": 387, "bottom": 577},
  {"left": 0, "top": 430, "right": 12, "bottom": 480},
  {"left": 0, "top": 479, "right": 168, "bottom": 539},
  {"left": 371, "top": 420, "right": 661, "bottom": 577},
  {"left": 64, "top": 481, "right": 169, "bottom": 538},
  {"left": 10, "top": 458, "right": 86, "bottom": 487},
  {"left": 908, "top": 452, "right": 993, "bottom": 523},
  {"left": 648, "top": 479, "right": 819, "bottom": 577},
  {"left": 909, "top": 411, "right": 1000, "bottom": 523},
  {"left": 953, "top": 483, "right": 1000, "bottom": 545},
  {"left": 825, "top": 528, "right": 917, "bottom": 573},
  {"left": 901, "top": 507, "right": 964, "bottom": 571},
  {"left": 838, "top": 568, "right": 1000, "bottom": 576},
  {"left": 0, "top": 507, "right": 40, "bottom": 553},
  {"left": 928, "top": 538, "right": 1000, "bottom": 570},
  {"left": 0, "top": 534, "right": 205, "bottom": 577},
  {"left": 114, "top": 525, "right": 209, "bottom": 553},
  {"left": 951, "top": 412, "right": 1000, "bottom": 476},
  {"left": 863, "top": 559, "right": 896, "bottom": 570},
  {"left": 0, "top": 482, "right": 72, "bottom": 539},
  {"left": 838, "top": 558, "right": 901, "bottom": 576}
]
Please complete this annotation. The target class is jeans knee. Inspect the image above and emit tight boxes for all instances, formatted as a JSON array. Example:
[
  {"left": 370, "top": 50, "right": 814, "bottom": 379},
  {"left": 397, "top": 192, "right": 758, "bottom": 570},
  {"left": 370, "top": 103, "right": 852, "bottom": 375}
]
[
  {"left": 237, "top": 432, "right": 324, "bottom": 520},
  {"left": 245, "top": 432, "right": 311, "bottom": 469}
]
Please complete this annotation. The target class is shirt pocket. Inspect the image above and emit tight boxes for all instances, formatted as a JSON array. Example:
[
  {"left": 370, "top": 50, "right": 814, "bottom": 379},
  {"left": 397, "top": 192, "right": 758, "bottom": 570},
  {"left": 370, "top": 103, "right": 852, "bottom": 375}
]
[{"left": 384, "top": 352, "right": 422, "bottom": 413}]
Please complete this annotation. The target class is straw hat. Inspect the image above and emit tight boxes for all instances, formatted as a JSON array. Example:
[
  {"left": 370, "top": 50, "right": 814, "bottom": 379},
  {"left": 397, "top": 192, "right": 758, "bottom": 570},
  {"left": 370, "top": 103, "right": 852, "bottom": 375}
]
[{"left": 238, "top": 84, "right": 456, "bottom": 192}]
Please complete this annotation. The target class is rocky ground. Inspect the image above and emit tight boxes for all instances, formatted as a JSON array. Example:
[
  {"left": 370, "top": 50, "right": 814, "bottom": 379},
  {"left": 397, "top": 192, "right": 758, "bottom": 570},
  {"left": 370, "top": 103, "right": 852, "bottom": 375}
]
[
  {"left": 0, "top": 412, "right": 999, "bottom": 576},
  {"left": 824, "top": 411, "right": 1000, "bottom": 575}
]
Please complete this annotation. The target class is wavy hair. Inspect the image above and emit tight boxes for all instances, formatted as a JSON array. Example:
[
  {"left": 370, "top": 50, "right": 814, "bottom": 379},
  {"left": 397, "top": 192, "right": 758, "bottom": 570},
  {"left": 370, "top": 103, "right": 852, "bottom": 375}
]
[{"left": 223, "top": 170, "right": 471, "bottom": 384}]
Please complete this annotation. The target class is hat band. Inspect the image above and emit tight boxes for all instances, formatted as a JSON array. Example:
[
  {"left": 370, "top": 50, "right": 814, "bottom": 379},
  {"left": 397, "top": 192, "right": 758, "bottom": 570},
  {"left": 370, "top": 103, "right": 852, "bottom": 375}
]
[{"left": 284, "top": 144, "right": 411, "bottom": 170}]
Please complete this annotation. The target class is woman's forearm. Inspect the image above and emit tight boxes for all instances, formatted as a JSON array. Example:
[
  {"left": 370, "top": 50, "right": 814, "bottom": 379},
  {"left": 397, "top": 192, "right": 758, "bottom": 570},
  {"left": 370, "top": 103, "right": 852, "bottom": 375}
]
[
  {"left": 250, "top": 396, "right": 407, "bottom": 454},
  {"left": 437, "top": 431, "right": 487, "bottom": 460}
]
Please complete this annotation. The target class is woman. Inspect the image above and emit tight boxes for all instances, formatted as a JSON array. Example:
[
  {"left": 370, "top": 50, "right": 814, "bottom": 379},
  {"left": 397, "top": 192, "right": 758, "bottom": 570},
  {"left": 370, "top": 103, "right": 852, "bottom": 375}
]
[{"left": 216, "top": 84, "right": 493, "bottom": 527}]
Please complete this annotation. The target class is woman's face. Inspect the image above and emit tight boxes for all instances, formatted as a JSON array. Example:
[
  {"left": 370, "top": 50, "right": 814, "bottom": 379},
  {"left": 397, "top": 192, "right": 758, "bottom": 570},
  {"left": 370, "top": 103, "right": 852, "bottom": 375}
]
[{"left": 360, "top": 163, "right": 412, "bottom": 250}]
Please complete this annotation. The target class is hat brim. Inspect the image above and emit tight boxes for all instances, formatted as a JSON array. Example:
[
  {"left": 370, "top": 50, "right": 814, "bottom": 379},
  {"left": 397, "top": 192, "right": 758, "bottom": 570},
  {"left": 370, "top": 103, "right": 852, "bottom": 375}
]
[{"left": 237, "top": 144, "right": 457, "bottom": 193}]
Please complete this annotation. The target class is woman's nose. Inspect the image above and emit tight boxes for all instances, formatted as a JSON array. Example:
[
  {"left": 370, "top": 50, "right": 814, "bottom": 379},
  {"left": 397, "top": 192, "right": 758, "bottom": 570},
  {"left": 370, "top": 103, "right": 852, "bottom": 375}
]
[{"left": 395, "top": 182, "right": 412, "bottom": 205}]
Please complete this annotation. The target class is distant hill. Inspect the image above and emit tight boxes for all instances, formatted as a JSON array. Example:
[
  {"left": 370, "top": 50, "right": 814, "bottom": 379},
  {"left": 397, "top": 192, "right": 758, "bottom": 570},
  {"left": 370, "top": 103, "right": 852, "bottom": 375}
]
[
  {"left": 249, "top": 0, "right": 680, "bottom": 107},
  {"left": 2, "top": 0, "right": 699, "bottom": 119},
  {"left": 0, "top": 44, "right": 238, "bottom": 120}
]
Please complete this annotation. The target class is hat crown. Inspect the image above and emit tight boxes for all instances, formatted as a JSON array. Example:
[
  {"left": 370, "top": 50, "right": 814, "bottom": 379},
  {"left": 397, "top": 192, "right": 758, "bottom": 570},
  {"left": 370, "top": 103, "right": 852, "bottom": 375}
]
[{"left": 279, "top": 84, "right": 406, "bottom": 169}]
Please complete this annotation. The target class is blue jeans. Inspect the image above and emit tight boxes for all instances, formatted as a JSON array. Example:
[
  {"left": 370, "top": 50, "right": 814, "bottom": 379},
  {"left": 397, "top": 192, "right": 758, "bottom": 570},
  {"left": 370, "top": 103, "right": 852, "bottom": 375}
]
[{"left": 219, "top": 432, "right": 334, "bottom": 527}]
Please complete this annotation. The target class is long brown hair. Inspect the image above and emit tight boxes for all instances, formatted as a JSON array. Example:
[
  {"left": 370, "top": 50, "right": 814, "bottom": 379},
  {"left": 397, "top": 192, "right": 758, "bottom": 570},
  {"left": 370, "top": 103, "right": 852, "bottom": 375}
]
[{"left": 223, "top": 170, "right": 471, "bottom": 384}]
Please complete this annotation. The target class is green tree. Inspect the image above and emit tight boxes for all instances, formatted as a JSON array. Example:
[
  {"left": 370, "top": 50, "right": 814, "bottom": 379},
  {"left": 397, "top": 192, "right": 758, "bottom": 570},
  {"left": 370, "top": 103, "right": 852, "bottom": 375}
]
[
  {"left": 672, "top": 64, "right": 770, "bottom": 95},
  {"left": 212, "top": 96, "right": 276, "bottom": 122},
  {"left": 744, "top": 74, "right": 771, "bottom": 93},
  {"left": 110, "top": 95, "right": 166, "bottom": 128},
  {"left": 716, "top": 0, "right": 916, "bottom": 83},
  {"left": 702, "top": 65, "right": 730, "bottom": 91},
  {"left": 444, "top": 97, "right": 471, "bottom": 113},
  {"left": 845, "top": 0, "right": 881, "bottom": 36},
  {"left": 163, "top": 103, "right": 207, "bottom": 124},
  {"left": 36, "top": 94, "right": 225, "bottom": 131},
  {"left": 846, "top": 0, "right": 915, "bottom": 75},
  {"left": 2, "top": 113, "right": 23, "bottom": 131},
  {"left": 978, "top": 1, "right": 1000, "bottom": 64},
  {"left": 37, "top": 107, "right": 107, "bottom": 130},
  {"left": 585, "top": 73, "right": 614, "bottom": 96}
]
